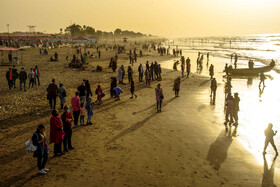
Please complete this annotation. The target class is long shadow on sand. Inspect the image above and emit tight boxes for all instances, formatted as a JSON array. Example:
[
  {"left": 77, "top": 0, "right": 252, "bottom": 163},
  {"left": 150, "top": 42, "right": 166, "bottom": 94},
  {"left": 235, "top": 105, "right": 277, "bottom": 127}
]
[
  {"left": 207, "top": 129, "right": 233, "bottom": 170},
  {"left": 262, "top": 154, "right": 278, "bottom": 187},
  {"left": 107, "top": 97, "right": 177, "bottom": 145}
]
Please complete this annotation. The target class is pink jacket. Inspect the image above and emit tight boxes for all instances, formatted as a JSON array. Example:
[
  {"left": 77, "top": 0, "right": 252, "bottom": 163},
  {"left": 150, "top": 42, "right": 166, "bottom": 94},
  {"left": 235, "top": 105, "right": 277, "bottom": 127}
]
[{"left": 71, "top": 96, "right": 80, "bottom": 111}]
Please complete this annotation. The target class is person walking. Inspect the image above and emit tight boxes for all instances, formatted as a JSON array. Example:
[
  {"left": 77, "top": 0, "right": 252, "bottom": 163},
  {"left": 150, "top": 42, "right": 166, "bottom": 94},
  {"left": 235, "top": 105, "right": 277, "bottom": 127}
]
[
  {"left": 85, "top": 80, "right": 93, "bottom": 100},
  {"left": 32, "top": 124, "right": 49, "bottom": 174},
  {"left": 138, "top": 64, "right": 144, "bottom": 82},
  {"left": 28, "top": 68, "right": 35, "bottom": 88},
  {"left": 95, "top": 85, "right": 103, "bottom": 104},
  {"left": 110, "top": 77, "right": 117, "bottom": 97},
  {"left": 263, "top": 123, "right": 278, "bottom": 156},
  {"left": 173, "top": 77, "right": 181, "bottom": 97},
  {"left": 233, "top": 93, "right": 240, "bottom": 126},
  {"left": 259, "top": 72, "right": 266, "bottom": 87},
  {"left": 6, "top": 68, "right": 13, "bottom": 91},
  {"left": 34, "top": 65, "right": 40, "bottom": 86},
  {"left": 58, "top": 83, "right": 66, "bottom": 109},
  {"left": 155, "top": 84, "right": 163, "bottom": 112},
  {"left": 118, "top": 66, "right": 123, "bottom": 84},
  {"left": 50, "top": 110, "right": 63, "bottom": 156},
  {"left": 209, "top": 64, "right": 214, "bottom": 79},
  {"left": 85, "top": 98, "right": 93, "bottom": 125},
  {"left": 19, "top": 67, "right": 27, "bottom": 91},
  {"left": 130, "top": 80, "right": 137, "bottom": 99},
  {"left": 71, "top": 92, "right": 80, "bottom": 128},
  {"left": 61, "top": 106, "right": 74, "bottom": 152},
  {"left": 47, "top": 79, "right": 58, "bottom": 110}
]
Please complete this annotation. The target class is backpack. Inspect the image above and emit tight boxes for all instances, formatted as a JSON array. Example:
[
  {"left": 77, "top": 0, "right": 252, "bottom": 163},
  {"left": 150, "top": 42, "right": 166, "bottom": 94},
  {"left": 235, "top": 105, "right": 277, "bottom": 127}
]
[{"left": 25, "top": 133, "right": 38, "bottom": 153}]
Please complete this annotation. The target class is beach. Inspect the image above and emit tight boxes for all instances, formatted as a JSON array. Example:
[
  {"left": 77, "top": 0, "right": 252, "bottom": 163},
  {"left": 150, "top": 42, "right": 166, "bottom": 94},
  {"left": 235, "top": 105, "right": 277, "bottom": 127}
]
[{"left": 0, "top": 41, "right": 279, "bottom": 187}]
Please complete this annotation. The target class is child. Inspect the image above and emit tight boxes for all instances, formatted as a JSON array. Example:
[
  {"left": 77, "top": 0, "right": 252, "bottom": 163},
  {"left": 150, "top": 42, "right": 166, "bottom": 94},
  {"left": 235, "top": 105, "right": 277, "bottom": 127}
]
[
  {"left": 95, "top": 85, "right": 103, "bottom": 104},
  {"left": 85, "top": 98, "right": 93, "bottom": 125},
  {"left": 80, "top": 103, "right": 86, "bottom": 126}
]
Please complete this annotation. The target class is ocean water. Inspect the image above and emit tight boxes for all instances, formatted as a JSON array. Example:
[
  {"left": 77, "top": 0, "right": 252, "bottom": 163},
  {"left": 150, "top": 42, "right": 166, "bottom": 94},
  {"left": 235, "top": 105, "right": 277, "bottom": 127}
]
[{"left": 164, "top": 34, "right": 280, "bottom": 181}]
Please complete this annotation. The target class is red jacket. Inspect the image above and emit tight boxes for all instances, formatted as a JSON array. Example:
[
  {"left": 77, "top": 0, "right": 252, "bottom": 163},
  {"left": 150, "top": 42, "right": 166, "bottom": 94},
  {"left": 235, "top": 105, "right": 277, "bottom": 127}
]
[
  {"left": 33, "top": 68, "right": 40, "bottom": 76},
  {"left": 50, "top": 115, "right": 62, "bottom": 144}
]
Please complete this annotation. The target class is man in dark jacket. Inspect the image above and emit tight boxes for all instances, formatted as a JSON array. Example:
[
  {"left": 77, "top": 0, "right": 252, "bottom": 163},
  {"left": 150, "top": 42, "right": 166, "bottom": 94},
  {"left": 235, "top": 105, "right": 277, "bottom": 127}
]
[
  {"left": 47, "top": 79, "right": 58, "bottom": 109},
  {"left": 19, "top": 67, "right": 27, "bottom": 91},
  {"left": 12, "top": 66, "right": 19, "bottom": 89},
  {"left": 138, "top": 64, "right": 143, "bottom": 82}
]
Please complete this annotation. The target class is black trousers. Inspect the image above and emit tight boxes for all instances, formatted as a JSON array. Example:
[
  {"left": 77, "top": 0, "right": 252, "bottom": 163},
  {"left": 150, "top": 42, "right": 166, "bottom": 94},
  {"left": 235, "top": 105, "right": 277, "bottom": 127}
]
[
  {"left": 37, "top": 151, "right": 48, "bottom": 170},
  {"left": 54, "top": 142, "right": 62, "bottom": 155},
  {"left": 139, "top": 73, "right": 143, "bottom": 82},
  {"left": 49, "top": 95, "right": 57, "bottom": 109},
  {"left": 157, "top": 100, "right": 162, "bottom": 110},
  {"left": 63, "top": 127, "right": 72, "bottom": 150},
  {"left": 73, "top": 110, "right": 80, "bottom": 126}
]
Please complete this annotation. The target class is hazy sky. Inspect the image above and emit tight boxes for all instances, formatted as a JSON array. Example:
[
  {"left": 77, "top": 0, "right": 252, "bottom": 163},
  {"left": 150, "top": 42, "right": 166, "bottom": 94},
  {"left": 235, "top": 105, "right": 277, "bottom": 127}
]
[{"left": 0, "top": 0, "right": 280, "bottom": 37}]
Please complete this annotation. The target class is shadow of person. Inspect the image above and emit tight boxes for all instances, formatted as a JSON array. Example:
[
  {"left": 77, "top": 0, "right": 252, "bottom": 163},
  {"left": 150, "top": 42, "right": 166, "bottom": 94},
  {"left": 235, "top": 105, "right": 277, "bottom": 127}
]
[
  {"left": 207, "top": 129, "right": 233, "bottom": 170},
  {"left": 210, "top": 96, "right": 216, "bottom": 106},
  {"left": 259, "top": 84, "right": 265, "bottom": 98},
  {"left": 262, "top": 154, "right": 278, "bottom": 187}
]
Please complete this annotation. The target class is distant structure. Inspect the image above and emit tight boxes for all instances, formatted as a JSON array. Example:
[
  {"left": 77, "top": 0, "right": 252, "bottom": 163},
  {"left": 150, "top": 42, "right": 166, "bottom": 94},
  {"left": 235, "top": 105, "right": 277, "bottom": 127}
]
[
  {"left": 27, "top": 25, "right": 36, "bottom": 33},
  {"left": 123, "top": 37, "right": 128, "bottom": 42}
]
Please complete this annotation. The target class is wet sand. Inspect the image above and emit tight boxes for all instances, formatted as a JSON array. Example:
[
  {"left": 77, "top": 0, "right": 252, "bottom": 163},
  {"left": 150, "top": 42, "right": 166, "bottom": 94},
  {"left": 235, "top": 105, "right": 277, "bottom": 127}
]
[{"left": 0, "top": 44, "right": 279, "bottom": 186}]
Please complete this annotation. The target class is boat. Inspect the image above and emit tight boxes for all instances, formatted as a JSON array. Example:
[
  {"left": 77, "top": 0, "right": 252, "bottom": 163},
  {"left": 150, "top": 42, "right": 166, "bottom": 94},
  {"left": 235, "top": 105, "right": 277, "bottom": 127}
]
[{"left": 228, "top": 64, "right": 274, "bottom": 75}]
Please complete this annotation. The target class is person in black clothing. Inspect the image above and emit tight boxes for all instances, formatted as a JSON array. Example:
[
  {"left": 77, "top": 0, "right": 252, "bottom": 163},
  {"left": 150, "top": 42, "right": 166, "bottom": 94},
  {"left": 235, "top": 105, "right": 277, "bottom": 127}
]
[
  {"left": 54, "top": 52, "right": 58, "bottom": 61},
  {"left": 6, "top": 68, "right": 13, "bottom": 90},
  {"left": 146, "top": 61, "right": 149, "bottom": 71},
  {"left": 138, "top": 64, "right": 144, "bottom": 82},
  {"left": 47, "top": 79, "right": 58, "bottom": 110},
  {"left": 130, "top": 80, "right": 137, "bottom": 99},
  {"left": 12, "top": 66, "right": 19, "bottom": 88},
  {"left": 98, "top": 50, "right": 101, "bottom": 59},
  {"left": 32, "top": 124, "right": 49, "bottom": 175},
  {"left": 84, "top": 80, "right": 93, "bottom": 100},
  {"left": 19, "top": 67, "right": 27, "bottom": 91},
  {"left": 112, "top": 58, "right": 117, "bottom": 72},
  {"left": 150, "top": 62, "right": 154, "bottom": 81},
  {"left": 77, "top": 81, "right": 87, "bottom": 104},
  {"left": 110, "top": 77, "right": 117, "bottom": 97},
  {"left": 8, "top": 52, "right": 12, "bottom": 62}
]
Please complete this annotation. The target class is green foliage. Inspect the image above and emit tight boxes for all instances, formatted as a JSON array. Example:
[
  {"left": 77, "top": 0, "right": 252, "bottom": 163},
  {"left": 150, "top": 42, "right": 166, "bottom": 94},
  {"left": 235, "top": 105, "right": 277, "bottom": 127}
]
[{"left": 65, "top": 24, "right": 147, "bottom": 37}]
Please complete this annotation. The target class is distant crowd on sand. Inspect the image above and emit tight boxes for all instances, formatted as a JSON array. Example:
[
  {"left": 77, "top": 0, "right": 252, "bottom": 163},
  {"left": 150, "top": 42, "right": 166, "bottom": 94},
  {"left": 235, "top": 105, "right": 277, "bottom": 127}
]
[{"left": 7, "top": 43, "right": 277, "bottom": 175}]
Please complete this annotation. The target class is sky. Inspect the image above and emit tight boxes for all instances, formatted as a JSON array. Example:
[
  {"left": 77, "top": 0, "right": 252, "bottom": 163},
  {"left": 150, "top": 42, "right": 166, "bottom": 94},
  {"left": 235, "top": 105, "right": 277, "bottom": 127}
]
[{"left": 0, "top": 0, "right": 280, "bottom": 37}]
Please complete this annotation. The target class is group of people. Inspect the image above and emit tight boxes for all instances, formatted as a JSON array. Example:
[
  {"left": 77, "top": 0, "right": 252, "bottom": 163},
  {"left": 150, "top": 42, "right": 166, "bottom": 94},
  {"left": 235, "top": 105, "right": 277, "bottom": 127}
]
[{"left": 6, "top": 65, "right": 40, "bottom": 91}]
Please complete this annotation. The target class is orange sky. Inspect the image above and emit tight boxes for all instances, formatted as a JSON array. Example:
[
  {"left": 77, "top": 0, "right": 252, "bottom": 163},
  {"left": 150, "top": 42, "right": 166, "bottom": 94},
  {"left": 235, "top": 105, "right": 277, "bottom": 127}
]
[{"left": 0, "top": 0, "right": 279, "bottom": 37}]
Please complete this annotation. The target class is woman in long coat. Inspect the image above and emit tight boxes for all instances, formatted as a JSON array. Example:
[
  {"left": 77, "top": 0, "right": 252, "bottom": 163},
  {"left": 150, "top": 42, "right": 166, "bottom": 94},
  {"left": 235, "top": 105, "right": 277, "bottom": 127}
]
[{"left": 50, "top": 110, "right": 63, "bottom": 156}]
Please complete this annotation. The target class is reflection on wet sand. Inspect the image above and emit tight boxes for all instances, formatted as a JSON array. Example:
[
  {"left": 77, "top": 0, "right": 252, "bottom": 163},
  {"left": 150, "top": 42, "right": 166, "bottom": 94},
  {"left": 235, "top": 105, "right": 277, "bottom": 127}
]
[
  {"left": 207, "top": 129, "right": 234, "bottom": 170},
  {"left": 262, "top": 155, "right": 278, "bottom": 187}
]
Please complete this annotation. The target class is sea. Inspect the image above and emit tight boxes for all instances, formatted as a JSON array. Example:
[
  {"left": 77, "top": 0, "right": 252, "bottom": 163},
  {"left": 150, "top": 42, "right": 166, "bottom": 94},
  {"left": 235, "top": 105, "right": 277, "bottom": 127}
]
[{"left": 163, "top": 34, "right": 280, "bottom": 180}]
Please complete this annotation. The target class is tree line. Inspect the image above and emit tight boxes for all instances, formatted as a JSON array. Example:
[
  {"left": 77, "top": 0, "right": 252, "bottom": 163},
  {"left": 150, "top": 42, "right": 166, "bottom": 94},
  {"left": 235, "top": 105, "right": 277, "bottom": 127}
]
[{"left": 64, "top": 24, "right": 150, "bottom": 37}]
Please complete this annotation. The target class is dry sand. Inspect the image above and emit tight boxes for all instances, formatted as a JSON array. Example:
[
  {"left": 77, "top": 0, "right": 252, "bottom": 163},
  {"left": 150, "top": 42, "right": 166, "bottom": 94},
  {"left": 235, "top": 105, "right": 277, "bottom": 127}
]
[{"left": 0, "top": 43, "right": 269, "bottom": 186}]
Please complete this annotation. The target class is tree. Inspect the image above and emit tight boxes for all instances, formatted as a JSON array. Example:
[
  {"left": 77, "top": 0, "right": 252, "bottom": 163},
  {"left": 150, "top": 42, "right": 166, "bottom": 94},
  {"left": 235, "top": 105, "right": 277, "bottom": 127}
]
[
  {"left": 114, "top": 28, "right": 122, "bottom": 36},
  {"left": 64, "top": 24, "right": 83, "bottom": 36}
]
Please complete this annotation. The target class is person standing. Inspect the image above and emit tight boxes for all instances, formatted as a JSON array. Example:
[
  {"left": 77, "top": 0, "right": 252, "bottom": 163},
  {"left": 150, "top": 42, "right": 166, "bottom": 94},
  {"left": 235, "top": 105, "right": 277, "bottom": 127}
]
[
  {"left": 54, "top": 52, "right": 58, "bottom": 61},
  {"left": 28, "top": 68, "right": 35, "bottom": 88},
  {"left": 50, "top": 110, "right": 63, "bottom": 156},
  {"left": 19, "top": 67, "right": 27, "bottom": 91},
  {"left": 85, "top": 98, "right": 93, "bottom": 125},
  {"left": 210, "top": 78, "right": 217, "bottom": 99},
  {"left": 263, "top": 123, "right": 278, "bottom": 156},
  {"left": 145, "top": 69, "right": 150, "bottom": 87},
  {"left": 85, "top": 80, "right": 92, "bottom": 100},
  {"left": 33, "top": 65, "right": 40, "bottom": 86},
  {"left": 80, "top": 103, "right": 86, "bottom": 125},
  {"left": 77, "top": 81, "right": 87, "bottom": 104},
  {"left": 12, "top": 66, "right": 18, "bottom": 89},
  {"left": 71, "top": 92, "right": 80, "bottom": 128},
  {"left": 98, "top": 50, "right": 101, "bottom": 59},
  {"left": 128, "top": 66, "right": 133, "bottom": 83},
  {"left": 186, "top": 57, "right": 191, "bottom": 78},
  {"left": 110, "top": 77, "right": 117, "bottom": 97},
  {"left": 158, "top": 64, "right": 162, "bottom": 81},
  {"left": 209, "top": 64, "right": 214, "bottom": 79},
  {"left": 32, "top": 124, "right": 49, "bottom": 174},
  {"left": 233, "top": 93, "right": 240, "bottom": 126},
  {"left": 146, "top": 61, "right": 149, "bottom": 71},
  {"left": 95, "top": 85, "right": 103, "bottom": 104},
  {"left": 47, "top": 79, "right": 58, "bottom": 110},
  {"left": 118, "top": 66, "right": 123, "bottom": 84},
  {"left": 155, "top": 84, "right": 163, "bottom": 112},
  {"left": 58, "top": 83, "right": 66, "bottom": 109},
  {"left": 173, "top": 77, "right": 181, "bottom": 97},
  {"left": 150, "top": 62, "right": 154, "bottom": 81},
  {"left": 224, "top": 94, "right": 234, "bottom": 130},
  {"left": 130, "top": 80, "right": 137, "bottom": 99},
  {"left": 61, "top": 106, "right": 74, "bottom": 152},
  {"left": 181, "top": 63, "right": 185, "bottom": 77},
  {"left": 138, "top": 64, "right": 144, "bottom": 82},
  {"left": 6, "top": 68, "right": 13, "bottom": 91}
]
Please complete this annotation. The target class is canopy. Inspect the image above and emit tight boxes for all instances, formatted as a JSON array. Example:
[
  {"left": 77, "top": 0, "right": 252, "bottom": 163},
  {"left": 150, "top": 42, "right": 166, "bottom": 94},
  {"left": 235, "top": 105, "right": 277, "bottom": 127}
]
[
  {"left": 0, "top": 47, "right": 19, "bottom": 51},
  {"left": 73, "top": 36, "right": 88, "bottom": 41}
]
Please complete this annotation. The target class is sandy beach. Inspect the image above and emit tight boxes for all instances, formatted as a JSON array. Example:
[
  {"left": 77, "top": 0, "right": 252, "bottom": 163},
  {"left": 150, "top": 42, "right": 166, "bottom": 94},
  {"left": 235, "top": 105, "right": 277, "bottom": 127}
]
[{"left": 0, "top": 42, "right": 279, "bottom": 187}]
